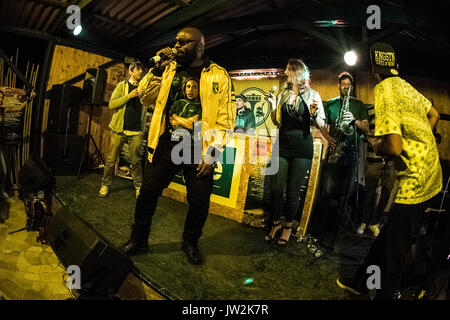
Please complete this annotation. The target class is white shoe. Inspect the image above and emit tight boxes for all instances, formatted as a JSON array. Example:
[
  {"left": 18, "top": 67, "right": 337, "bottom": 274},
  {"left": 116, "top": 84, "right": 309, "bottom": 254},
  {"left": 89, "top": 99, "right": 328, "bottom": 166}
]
[
  {"left": 99, "top": 186, "right": 109, "bottom": 198},
  {"left": 368, "top": 224, "right": 380, "bottom": 237},
  {"left": 135, "top": 187, "right": 141, "bottom": 199},
  {"left": 357, "top": 223, "right": 366, "bottom": 235}
]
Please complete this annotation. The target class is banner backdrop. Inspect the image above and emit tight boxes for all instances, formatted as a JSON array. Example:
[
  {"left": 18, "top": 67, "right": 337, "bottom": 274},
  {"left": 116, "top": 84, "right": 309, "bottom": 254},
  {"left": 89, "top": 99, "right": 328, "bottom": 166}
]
[{"left": 163, "top": 74, "right": 285, "bottom": 223}]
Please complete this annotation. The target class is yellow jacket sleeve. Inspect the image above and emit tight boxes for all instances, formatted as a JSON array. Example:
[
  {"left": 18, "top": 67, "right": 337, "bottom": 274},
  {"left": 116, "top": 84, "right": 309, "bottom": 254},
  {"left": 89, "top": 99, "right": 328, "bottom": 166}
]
[
  {"left": 138, "top": 69, "right": 163, "bottom": 110},
  {"left": 108, "top": 81, "right": 129, "bottom": 110}
]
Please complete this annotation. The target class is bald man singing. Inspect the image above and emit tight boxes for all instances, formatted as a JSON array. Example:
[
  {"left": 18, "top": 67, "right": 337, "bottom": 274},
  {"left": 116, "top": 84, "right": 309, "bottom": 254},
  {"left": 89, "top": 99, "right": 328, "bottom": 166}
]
[{"left": 120, "top": 27, "right": 235, "bottom": 265}]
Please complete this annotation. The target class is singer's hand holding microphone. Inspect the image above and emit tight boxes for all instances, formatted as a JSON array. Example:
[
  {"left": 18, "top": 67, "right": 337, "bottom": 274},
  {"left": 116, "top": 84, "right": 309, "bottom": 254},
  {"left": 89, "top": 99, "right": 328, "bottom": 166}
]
[{"left": 149, "top": 47, "right": 177, "bottom": 70}]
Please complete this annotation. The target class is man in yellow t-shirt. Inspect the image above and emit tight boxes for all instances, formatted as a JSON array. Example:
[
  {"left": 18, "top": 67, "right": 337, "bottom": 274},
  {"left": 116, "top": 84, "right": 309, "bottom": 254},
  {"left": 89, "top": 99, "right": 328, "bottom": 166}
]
[{"left": 336, "top": 42, "right": 442, "bottom": 300}]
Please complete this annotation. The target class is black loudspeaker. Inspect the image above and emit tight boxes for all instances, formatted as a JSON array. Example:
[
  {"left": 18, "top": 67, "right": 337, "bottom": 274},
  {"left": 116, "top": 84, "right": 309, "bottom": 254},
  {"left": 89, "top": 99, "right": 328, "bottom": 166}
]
[
  {"left": 18, "top": 154, "right": 54, "bottom": 194},
  {"left": 48, "top": 84, "right": 81, "bottom": 134},
  {"left": 47, "top": 206, "right": 133, "bottom": 298},
  {"left": 44, "top": 132, "right": 84, "bottom": 176},
  {"left": 82, "top": 68, "right": 107, "bottom": 105}
]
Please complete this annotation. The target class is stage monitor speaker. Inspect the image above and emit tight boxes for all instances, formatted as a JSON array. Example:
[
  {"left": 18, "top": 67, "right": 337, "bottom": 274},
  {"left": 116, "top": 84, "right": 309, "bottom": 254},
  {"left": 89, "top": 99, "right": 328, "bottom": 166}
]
[
  {"left": 47, "top": 206, "right": 133, "bottom": 298},
  {"left": 47, "top": 84, "right": 81, "bottom": 134},
  {"left": 44, "top": 132, "right": 84, "bottom": 176},
  {"left": 82, "top": 68, "right": 107, "bottom": 105}
]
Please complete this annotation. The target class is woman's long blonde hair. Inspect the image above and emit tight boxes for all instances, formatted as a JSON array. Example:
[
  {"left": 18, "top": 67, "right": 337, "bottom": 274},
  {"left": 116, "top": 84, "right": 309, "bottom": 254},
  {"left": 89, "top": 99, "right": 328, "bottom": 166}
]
[{"left": 278, "top": 58, "right": 310, "bottom": 105}]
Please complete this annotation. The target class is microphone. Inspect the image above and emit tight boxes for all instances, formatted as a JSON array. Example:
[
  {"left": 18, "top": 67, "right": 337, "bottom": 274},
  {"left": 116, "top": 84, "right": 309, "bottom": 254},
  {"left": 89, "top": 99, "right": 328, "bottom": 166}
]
[{"left": 148, "top": 48, "right": 177, "bottom": 67}]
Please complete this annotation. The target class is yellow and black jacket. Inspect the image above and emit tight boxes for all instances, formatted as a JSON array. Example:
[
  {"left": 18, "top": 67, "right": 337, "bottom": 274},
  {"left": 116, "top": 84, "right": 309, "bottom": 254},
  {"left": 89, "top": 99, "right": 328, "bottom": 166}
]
[{"left": 138, "top": 58, "right": 236, "bottom": 163}]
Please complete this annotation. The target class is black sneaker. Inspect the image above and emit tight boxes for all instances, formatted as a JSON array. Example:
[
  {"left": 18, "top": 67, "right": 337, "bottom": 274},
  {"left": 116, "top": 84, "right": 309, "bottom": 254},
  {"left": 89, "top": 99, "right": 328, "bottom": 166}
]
[
  {"left": 181, "top": 242, "right": 203, "bottom": 265},
  {"left": 336, "top": 276, "right": 362, "bottom": 296}
]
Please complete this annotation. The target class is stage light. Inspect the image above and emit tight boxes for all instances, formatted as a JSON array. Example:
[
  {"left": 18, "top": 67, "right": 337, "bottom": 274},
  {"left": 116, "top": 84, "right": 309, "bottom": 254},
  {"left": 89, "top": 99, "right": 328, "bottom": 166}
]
[
  {"left": 344, "top": 51, "right": 357, "bottom": 66},
  {"left": 73, "top": 25, "right": 82, "bottom": 36}
]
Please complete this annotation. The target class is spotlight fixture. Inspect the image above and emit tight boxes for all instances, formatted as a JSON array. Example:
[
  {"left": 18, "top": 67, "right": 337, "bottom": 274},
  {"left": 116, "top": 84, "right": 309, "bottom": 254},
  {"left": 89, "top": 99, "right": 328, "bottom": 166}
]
[
  {"left": 344, "top": 51, "right": 357, "bottom": 66},
  {"left": 73, "top": 25, "right": 82, "bottom": 36}
]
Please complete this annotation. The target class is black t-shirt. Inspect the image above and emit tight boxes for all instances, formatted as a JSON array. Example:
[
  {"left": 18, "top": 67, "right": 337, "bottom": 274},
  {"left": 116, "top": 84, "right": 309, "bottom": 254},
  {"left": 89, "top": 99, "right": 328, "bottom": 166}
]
[
  {"left": 164, "top": 65, "right": 204, "bottom": 131},
  {"left": 123, "top": 82, "right": 142, "bottom": 131}
]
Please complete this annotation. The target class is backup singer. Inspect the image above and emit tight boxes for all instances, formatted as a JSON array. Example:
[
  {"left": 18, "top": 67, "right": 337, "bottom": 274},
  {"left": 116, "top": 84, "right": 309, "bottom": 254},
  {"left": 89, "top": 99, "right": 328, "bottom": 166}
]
[
  {"left": 265, "top": 58, "right": 327, "bottom": 246},
  {"left": 99, "top": 62, "right": 144, "bottom": 199},
  {"left": 120, "top": 27, "right": 235, "bottom": 265}
]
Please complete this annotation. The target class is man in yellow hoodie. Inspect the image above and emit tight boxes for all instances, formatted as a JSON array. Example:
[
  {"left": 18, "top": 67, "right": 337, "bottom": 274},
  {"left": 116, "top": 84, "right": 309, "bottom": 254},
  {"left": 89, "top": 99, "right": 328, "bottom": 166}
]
[{"left": 120, "top": 27, "right": 235, "bottom": 265}]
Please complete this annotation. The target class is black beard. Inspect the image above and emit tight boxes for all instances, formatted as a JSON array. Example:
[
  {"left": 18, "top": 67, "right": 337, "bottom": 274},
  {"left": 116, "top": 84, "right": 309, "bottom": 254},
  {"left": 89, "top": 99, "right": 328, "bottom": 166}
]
[{"left": 175, "top": 49, "right": 197, "bottom": 67}]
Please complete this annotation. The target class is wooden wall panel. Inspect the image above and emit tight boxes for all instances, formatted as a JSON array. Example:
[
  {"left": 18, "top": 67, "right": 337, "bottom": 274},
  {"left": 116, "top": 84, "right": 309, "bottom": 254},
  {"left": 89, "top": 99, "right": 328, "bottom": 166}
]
[
  {"left": 233, "top": 69, "right": 449, "bottom": 166},
  {"left": 42, "top": 45, "right": 127, "bottom": 162}
]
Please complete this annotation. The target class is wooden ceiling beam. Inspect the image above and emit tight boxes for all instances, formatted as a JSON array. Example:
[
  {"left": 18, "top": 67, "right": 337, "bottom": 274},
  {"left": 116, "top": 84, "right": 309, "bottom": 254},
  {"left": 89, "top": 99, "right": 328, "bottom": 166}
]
[
  {"left": 0, "top": 24, "right": 128, "bottom": 61},
  {"left": 163, "top": 0, "right": 189, "bottom": 7},
  {"left": 121, "top": 0, "right": 234, "bottom": 51},
  {"left": 24, "top": 0, "right": 66, "bottom": 8},
  {"left": 92, "top": 13, "right": 137, "bottom": 32}
]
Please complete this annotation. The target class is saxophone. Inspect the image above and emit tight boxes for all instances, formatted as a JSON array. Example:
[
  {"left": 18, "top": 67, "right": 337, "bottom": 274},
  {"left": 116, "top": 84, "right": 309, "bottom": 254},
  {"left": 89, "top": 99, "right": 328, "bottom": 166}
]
[{"left": 327, "top": 86, "right": 354, "bottom": 164}]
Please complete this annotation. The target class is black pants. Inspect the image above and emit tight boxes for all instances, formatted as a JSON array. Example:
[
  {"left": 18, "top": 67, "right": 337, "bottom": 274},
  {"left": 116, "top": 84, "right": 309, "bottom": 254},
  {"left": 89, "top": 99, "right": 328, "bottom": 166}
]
[
  {"left": 131, "top": 136, "right": 213, "bottom": 244},
  {"left": 270, "top": 156, "right": 311, "bottom": 223},
  {"left": 351, "top": 196, "right": 437, "bottom": 299},
  {"left": 312, "top": 155, "right": 355, "bottom": 237},
  {"left": 321, "top": 155, "right": 356, "bottom": 205},
  {"left": 361, "top": 160, "right": 396, "bottom": 225}
]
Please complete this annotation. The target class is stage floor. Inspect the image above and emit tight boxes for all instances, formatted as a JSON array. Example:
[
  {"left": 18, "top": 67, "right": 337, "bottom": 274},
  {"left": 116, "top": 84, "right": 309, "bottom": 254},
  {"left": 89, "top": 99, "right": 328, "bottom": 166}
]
[{"left": 54, "top": 172, "right": 373, "bottom": 300}]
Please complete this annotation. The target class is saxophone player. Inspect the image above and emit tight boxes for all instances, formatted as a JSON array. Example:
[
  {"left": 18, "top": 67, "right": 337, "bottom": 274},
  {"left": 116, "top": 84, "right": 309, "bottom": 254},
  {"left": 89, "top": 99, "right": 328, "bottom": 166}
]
[{"left": 313, "top": 72, "right": 369, "bottom": 243}]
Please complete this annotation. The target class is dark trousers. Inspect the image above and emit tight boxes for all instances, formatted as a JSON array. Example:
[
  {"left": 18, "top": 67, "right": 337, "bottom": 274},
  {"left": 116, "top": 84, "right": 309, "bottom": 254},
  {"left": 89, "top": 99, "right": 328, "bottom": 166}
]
[
  {"left": 321, "top": 155, "right": 356, "bottom": 205},
  {"left": 270, "top": 156, "right": 312, "bottom": 223},
  {"left": 361, "top": 160, "right": 396, "bottom": 225},
  {"left": 131, "top": 136, "right": 213, "bottom": 244},
  {"left": 352, "top": 197, "right": 435, "bottom": 299}
]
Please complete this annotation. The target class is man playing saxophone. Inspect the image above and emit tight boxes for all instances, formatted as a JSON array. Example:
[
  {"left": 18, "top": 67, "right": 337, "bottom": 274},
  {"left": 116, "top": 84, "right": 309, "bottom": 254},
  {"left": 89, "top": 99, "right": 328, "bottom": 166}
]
[{"left": 314, "top": 72, "right": 369, "bottom": 244}]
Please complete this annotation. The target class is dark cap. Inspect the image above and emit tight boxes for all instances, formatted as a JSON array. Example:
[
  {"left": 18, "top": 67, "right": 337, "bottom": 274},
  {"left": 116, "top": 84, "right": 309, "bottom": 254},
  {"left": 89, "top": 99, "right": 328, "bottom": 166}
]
[
  {"left": 370, "top": 42, "right": 399, "bottom": 76},
  {"left": 236, "top": 94, "right": 247, "bottom": 102}
]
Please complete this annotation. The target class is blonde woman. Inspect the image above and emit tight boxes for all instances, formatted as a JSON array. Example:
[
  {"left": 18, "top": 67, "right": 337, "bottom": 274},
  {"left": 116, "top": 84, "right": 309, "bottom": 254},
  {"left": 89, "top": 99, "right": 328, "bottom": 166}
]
[{"left": 265, "top": 58, "right": 327, "bottom": 245}]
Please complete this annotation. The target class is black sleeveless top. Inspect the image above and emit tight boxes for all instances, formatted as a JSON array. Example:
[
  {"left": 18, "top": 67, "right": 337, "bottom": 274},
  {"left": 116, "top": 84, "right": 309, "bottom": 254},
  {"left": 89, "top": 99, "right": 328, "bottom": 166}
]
[{"left": 277, "top": 97, "right": 313, "bottom": 159}]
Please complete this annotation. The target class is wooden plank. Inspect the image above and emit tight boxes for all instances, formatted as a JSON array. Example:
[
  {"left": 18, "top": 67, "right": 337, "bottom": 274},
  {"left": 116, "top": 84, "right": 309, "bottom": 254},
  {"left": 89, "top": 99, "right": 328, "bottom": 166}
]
[
  {"left": 297, "top": 141, "right": 324, "bottom": 238},
  {"left": 0, "top": 48, "right": 33, "bottom": 90},
  {"left": 44, "top": 45, "right": 127, "bottom": 165}
]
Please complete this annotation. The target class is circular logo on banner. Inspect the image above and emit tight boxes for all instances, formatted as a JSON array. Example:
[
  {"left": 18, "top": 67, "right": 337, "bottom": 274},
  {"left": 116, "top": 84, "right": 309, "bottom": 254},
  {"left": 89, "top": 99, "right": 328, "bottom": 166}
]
[{"left": 241, "top": 87, "right": 271, "bottom": 127}]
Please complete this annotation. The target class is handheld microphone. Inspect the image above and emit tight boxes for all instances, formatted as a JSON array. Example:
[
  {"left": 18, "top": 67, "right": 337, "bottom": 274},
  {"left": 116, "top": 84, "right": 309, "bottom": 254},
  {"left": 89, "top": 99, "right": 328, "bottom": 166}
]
[{"left": 148, "top": 48, "right": 177, "bottom": 67}]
